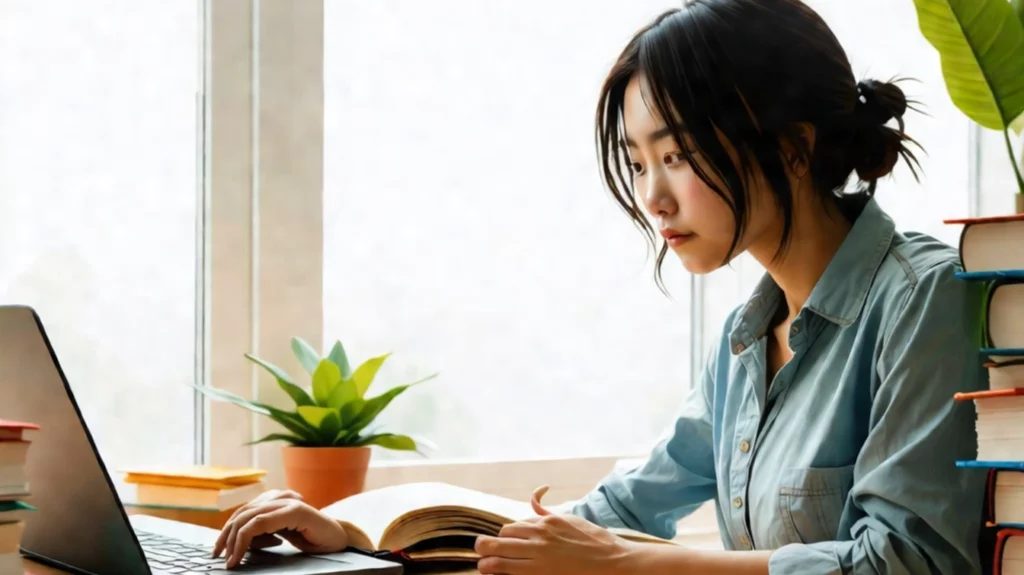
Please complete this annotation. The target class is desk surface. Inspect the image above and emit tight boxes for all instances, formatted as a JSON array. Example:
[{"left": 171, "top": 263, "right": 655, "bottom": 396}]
[{"left": 23, "top": 557, "right": 479, "bottom": 574}]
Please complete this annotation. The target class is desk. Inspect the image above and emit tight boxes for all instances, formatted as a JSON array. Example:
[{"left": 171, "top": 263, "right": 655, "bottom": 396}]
[{"left": 23, "top": 557, "right": 479, "bottom": 574}]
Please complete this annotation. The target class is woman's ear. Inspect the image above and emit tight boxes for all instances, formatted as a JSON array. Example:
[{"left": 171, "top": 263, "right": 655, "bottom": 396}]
[{"left": 782, "top": 122, "right": 815, "bottom": 178}]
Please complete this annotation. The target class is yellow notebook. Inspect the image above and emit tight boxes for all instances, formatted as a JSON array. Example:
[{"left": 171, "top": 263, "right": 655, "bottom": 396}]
[
  {"left": 322, "top": 482, "right": 676, "bottom": 564},
  {"left": 121, "top": 466, "right": 266, "bottom": 490}
]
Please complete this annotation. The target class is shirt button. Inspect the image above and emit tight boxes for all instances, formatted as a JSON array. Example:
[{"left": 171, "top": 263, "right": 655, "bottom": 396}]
[
  {"left": 733, "top": 496, "right": 743, "bottom": 509},
  {"left": 790, "top": 325, "right": 800, "bottom": 335},
  {"left": 739, "top": 535, "right": 750, "bottom": 548},
  {"left": 739, "top": 440, "right": 751, "bottom": 453},
  {"left": 733, "top": 343, "right": 745, "bottom": 354}
]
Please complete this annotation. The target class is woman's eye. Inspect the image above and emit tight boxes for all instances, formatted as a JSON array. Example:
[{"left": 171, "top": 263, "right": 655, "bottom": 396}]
[
  {"left": 665, "top": 152, "right": 687, "bottom": 164},
  {"left": 629, "top": 162, "right": 644, "bottom": 175}
]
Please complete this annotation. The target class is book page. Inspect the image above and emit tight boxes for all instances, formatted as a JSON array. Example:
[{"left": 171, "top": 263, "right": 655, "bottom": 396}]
[{"left": 320, "top": 482, "right": 534, "bottom": 548}]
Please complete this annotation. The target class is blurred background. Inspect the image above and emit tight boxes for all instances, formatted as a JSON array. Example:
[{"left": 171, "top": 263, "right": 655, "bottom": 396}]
[{"left": 0, "top": 0, "right": 1018, "bottom": 477}]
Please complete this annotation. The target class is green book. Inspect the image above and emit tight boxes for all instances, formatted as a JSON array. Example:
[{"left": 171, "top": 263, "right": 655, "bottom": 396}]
[{"left": 0, "top": 500, "right": 35, "bottom": 523}]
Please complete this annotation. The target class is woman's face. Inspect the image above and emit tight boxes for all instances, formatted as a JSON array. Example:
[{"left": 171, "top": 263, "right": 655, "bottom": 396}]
[{"left": 621, "top": 75, "right": 780, "bottom": 274}]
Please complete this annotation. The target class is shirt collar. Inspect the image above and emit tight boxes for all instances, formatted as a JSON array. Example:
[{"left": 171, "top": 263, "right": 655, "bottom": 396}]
[{"left": 729, "top": 198, "right": 895, "bottom": 352}]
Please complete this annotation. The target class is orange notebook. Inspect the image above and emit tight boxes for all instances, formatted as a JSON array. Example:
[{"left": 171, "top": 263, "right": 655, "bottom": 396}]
[
  {"left": 121, "top": 466, "right": 266, "bottom": 490},
  {"left": 0, "top": 419, "right": 39, "bottom": 441}
]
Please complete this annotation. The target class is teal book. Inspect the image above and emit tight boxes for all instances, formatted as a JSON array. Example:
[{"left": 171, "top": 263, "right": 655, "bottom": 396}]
[{"left": 0, "top": 500, "right": 35, "bottom": 523}]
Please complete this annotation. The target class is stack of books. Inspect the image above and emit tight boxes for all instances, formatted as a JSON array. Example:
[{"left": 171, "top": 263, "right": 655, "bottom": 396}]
[
  {"left": 0, "top": 419, "right": 39, "bottom": 575},
  {"left": 119, "top": 466, "right": 266, "bottom": 529},
  {"left": 944, "top": 213, "right": 1024, "bottom": 575}
]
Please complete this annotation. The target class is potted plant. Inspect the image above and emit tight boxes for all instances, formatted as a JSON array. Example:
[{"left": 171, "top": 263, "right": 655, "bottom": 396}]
[
  {"left": 912, "top": 0, "right": 1024, "bottom": 213},
  {"left": 194, "top": 337, "right": 436, "bottom": 509}
]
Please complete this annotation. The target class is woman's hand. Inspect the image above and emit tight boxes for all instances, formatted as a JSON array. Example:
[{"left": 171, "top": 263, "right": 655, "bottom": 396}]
[
  {"left": 211, "top": 489, "right": 349, "bottom": 569},
  {"left": 474, "top": 486, "right": 637, "bottom": 575}
]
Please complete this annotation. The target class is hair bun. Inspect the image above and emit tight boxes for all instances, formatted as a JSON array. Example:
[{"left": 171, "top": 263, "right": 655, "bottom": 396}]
[
  {"left": 852, "top": 79, "right": 910, "bottom": 181},
  {"left": 856, "top": 80, "right": 907, "bottom": 126}
]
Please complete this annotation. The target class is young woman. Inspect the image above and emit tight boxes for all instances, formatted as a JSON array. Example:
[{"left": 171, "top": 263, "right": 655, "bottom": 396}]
[{"left": 211, "top": 0, "right": 988, "bottom": 573}]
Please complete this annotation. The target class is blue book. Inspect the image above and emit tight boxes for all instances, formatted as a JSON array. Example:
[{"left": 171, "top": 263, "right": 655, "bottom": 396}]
[
  {"left": 955, "top": 269, "right": 1024, "bottom": 281},
  {"left": 957, "top": 461, "right": 1024, "bottom": 471},
  {"left": 982, "top": 348, "right": 1024, "bottom": 357}
]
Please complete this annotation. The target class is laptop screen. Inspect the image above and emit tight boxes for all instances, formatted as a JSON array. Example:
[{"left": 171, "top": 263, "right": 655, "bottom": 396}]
[{"left": 0, "top": 305, "right": 149, "bottom": 574}]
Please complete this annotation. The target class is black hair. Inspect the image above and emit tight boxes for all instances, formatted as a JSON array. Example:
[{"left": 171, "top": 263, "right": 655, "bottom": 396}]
[{"left": 596, "top": 0, "right": 921, "bottom": 290}]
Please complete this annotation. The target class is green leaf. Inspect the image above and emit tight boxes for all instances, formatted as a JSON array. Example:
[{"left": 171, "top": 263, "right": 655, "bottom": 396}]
[
  {"left": 296, "top": 405, "right": 337, "bottom": 428},
  {"left": 1014, "top": 0, "right": 1024, "bottom": 30},
  {"left": 326, "top": 377, "right": 358, "bottom": 409},
  {"left": 351, "top": 353, "right": 391, "bottom": 397},
  {"left": 311, "top": 359, "right": 342, "bottom": 406},
  {"left": 339, "top": 398, "right": 365, "bottom": 428},
  {"left": 246, "top": 433, "right": 307, "bottom": 446},
  {"left": 354, "top": 433, "right": 417, "bottom": 451},
  {"left": 191, "top": 384, "right": 270, "bottom": 416},
  {"left": 254, "top": 402, "right": 321, "bottom": 442},
  {"left": 913, "top": 0, "right": 1024, "bottom": 133},
  {"left": 343, "top": 376, "right": 433, "bottom": 436},
  {"left": 244, "top": 354, "right": 314, "bottom": 407},
  {"left": 291, "top": 337, "right": 322, "bottom": 375},
  {"left": 319, "top": 410, "right": 342, "bottom": 442},
  {"left": 327, "top": 340, "right": 353, "bottom": 380}
]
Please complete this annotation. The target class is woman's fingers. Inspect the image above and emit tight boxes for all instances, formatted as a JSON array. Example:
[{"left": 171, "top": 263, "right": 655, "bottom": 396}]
[
  {"left": 475, "top": 534, "right": 540, "bottom": 558},
  {"left": 248, "top": 533, "right": 283, "bottom": 549},
  {"left": 215, "top": 500, "right": 288, "bottom": 563},
  {"left": 229, "top": 506, "right": 301, "bottom": 568},
  {"left": 477, "top": 555, "right": 530, "bottom": 574},
  {"left": 498, "top": 521, "right": 542, "bottom": 539},
  {"left": 213, "top": 489, "right": 301, "bottom": 557},
  {"left": 530, "top": 485, "right": 552, "bottom": 516}
]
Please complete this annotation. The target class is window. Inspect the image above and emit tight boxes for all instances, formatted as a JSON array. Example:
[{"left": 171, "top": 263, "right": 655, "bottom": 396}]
[
  {"left": 323, "top": 1, "right": 691, "bottom": 461},
  {"left": 0, "top": 0, "right": 200, "bottom": 471}
]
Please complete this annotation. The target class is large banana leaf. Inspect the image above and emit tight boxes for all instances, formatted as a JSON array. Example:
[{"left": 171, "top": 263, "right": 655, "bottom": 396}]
[{"left": 913, "top": 0, "right": 1024, "bottom": 133}]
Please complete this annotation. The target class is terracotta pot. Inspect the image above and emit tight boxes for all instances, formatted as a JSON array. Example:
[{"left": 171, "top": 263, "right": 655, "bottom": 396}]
[{"left": 281, "top": 446, "right": 371, "bottom": 509}]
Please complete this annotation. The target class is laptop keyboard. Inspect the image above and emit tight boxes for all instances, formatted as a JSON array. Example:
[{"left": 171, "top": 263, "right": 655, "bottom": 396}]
[{"left": 135, "top": 530, "right": 241, "bottom": 573}]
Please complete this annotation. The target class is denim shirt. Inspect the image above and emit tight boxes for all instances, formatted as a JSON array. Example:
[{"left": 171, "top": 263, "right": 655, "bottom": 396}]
[{"left": 572, "top": 199, "right": 987, "bottom": 574}]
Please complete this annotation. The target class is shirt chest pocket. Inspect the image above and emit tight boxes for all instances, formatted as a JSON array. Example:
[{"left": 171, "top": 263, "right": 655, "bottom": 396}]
[{"left": 777, "top": 465, "right": 854, "bottom": 544}]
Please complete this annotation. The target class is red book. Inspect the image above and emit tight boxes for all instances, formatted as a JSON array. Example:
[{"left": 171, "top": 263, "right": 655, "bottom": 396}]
[
  {"left": 954, "top": 388, "right": 1024, "bottom": 402},
  {"left": 943, "top": 213, "right": 1024, "bottom": 275},
  {"left": 993, "top": 527, "right": 1024, "bottom": 575},
  {"left": 0, "top": 420, "right": 40, "bottom": 442},
  {"left": 944, "top": 214, "right": 1024, "bottom": 226}
]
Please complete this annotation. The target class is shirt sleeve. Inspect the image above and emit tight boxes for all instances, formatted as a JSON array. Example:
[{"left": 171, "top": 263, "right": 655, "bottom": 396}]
[
  {"left": 769, "top": 261, "right": 987, "bottom": 575},
  {"left": 570, "top": 340, "right": 721, "bottom": 540}
]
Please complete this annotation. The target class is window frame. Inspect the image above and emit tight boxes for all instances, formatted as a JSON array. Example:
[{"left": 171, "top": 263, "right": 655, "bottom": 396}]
[{"left": 196, "top": 0, "right": 1004, "bottom": 529}]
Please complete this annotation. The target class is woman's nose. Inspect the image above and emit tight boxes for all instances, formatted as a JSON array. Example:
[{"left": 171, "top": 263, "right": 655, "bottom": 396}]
[{"left": 642, "top": 172, "right": 677, "bottom": 217}]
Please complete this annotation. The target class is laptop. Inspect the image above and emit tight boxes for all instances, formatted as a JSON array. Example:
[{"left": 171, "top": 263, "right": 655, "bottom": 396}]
[{"left": 0, "top": 305, "right": 403, "bottom": 575}]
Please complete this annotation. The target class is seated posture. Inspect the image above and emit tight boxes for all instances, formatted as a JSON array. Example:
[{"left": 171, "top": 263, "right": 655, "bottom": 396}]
[{"left": 212, "top": 0, "right": 987, "bottom": 573}]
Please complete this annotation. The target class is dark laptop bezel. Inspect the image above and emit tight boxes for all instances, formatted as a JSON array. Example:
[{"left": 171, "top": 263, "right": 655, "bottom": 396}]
[{"left": 9, "top": 305, "right": 152, "bottom": 575}]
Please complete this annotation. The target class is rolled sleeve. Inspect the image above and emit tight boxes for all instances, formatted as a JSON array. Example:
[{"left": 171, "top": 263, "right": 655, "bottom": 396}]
[
  {"left": 571, "top": 348, "right": 719, "bottom": 540},
  {"left": 769, "top": 262, "right": 986, "bottom": 574}
]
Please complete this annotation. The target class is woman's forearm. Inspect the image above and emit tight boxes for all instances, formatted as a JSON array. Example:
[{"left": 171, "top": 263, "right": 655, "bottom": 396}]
[{"left": 620, "top": 542, "right": 772, "bottom": 575}]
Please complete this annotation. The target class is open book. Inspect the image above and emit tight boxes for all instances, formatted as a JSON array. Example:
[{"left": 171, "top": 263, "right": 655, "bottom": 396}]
[{"left": 320, "top": 482, "right": 676, "bottom": 563}]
